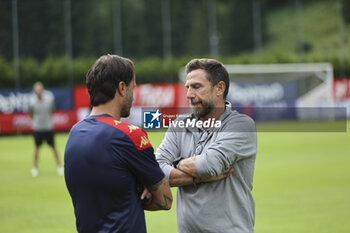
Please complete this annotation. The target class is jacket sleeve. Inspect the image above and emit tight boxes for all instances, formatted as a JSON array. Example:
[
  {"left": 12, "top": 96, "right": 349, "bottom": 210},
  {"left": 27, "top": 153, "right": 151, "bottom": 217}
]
[
  {"left": 195, "top": 116, "right": 257, "bottom": 178},
  {"left": 155, "top": 124, "right": 180, "bottom": 182}
]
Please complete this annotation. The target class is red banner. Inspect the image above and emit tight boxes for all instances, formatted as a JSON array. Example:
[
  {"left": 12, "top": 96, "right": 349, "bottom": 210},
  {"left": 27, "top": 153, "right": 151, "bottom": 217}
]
[
  {"left": 1, "top": 84, "right": 189, "bottom": 134},
  {"left": 0, "top": 111, "right": 77, "bottom": 134},
  {"left": 333, "top": 78, "right": 350, "bottom": 100},
  {"left": 133, "top": 83, "right": 188, "bottom": 107},
  {"left": 73, "top": 83, "right": 189, "bottom": 108},
  {"left": 74, "top": 86, "right": 90, "bottom": 108}
]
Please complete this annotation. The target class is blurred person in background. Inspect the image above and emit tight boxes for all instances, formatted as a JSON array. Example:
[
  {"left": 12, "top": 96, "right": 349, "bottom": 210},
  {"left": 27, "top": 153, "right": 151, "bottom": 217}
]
[
  {"left": 64, "top": 54, "right": 172, "bottom": 233},
  {"left": 156, "top": 58, "right": 257, "bottom": 233},
  {"left": 29, "top": 81, "right": 63, "bottom": 177}
]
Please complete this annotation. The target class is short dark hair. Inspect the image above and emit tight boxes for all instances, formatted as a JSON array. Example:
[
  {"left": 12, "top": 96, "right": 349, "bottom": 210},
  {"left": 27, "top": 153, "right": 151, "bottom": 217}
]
[
  {"left": 86, "top": 54, "right": 134, "bottom": 106},
  {"left": 185, "top": 58, "right": 229, "bottom": 99}
]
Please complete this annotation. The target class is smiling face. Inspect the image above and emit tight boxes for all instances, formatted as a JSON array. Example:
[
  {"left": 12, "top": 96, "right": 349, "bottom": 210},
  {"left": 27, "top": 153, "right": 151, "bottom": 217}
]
[{"left": 185, "top": 69, "right": 217, "bottom": 119}]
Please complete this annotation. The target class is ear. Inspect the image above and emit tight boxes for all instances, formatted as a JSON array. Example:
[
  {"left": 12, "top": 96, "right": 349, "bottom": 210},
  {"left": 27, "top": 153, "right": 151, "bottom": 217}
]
[
  {"left": 117, "top": 81, "right": 127, "bottom": 97},
  {"left": 215, "top": 81, "right": 226, "bottom": 97}
]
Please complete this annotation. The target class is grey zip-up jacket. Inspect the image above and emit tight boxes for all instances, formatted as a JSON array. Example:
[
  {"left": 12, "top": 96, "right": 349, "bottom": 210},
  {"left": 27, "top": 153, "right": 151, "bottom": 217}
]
[{"left": 156, "top": 103, "right": 257, "bottom": 233}]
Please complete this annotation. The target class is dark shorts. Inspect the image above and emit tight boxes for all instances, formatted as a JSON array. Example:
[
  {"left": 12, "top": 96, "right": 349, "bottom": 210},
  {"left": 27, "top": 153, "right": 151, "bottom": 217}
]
[{"left": 33, "top": 131, "right": 55, "bottom": 147}]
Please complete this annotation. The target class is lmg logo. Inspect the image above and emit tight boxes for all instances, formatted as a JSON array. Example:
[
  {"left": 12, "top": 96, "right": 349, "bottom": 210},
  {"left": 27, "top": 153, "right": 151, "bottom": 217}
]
[{"left": 143, "top": 109, "right": 161, "bottom": 129}]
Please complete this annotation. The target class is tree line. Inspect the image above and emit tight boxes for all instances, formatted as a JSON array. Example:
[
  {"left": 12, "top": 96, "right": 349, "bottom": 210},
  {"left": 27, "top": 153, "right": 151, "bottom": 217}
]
[
  {"left": 0, "top": 0, "right": 349, "bottom": 88},
  {"left": 0, "top": 0, "right": 303, "bottom": 60}
]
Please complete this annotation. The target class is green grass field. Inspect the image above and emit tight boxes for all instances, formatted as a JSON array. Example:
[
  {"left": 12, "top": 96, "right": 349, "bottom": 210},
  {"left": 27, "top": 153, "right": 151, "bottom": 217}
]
[{"left": 1, "top": 120, "right": 349, "bottom": 233}]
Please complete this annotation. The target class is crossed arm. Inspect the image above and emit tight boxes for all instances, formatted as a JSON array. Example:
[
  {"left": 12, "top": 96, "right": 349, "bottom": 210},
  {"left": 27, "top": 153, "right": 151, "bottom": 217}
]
[
  {"left": 169, "top": 156, "right": 233, "bottom": 187},
  {"left": 155, "top": 129, "right": 256, "bottom": 187},
  {"left": 139, "top": 155, "right": 227, "bottom": 210},
  {"left": 156, "top": 118, "right": 257, "bottom": 188}
]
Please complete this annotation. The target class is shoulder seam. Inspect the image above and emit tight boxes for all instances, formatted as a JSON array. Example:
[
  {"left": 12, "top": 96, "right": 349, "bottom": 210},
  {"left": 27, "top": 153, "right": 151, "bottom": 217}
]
[{"left": 95, "top": 116, "right": 152, "bottom": 151}]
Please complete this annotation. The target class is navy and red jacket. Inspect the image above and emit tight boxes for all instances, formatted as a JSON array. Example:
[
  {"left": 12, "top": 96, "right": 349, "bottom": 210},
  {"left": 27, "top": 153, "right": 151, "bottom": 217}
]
[{"left": 65, "top": 114, "right": 164, "bottom": 233}]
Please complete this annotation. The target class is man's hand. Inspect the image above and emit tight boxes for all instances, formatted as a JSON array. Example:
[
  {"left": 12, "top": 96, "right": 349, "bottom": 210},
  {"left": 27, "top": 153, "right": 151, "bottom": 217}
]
[
  {"left": 171, "top": 155, "right": 234, "bottom": 187},
  {"left": 177, "top": 156, "right": 198, "bottom": 178},
  {"left": 140, "top": 186, "right": 152, "bottom": 206},
  {"left": 169, "top": 165, "right": 234, "bottom": 187},
  {"left": 196, "top": 167, "right": 233, "bottom": 183},
  {"left": 142, "top": 178, "right": 172, "bottom": 211}
]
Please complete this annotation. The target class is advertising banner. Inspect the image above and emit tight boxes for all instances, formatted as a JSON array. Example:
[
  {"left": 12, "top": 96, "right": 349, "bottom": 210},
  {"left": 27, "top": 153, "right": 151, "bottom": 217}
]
[
  {"left": 228, "top": 79, "right": 350, "bottom": 120},
  {"left": 227, "top": 82, "right": 298, "bottom": 121},
  {"left": 227, "top": 81, "right": 297, "bottom": 105},
  {"left": 232, "top": 102, "right": 297, "bottom": 121},
  {"left": 333, "top": 78, "right": 350, "bottom": 117},
  {"left": 0, "top": 88, "right": 73, "bottom": 113},
  {"left": 0, "top": 111, "right": 77, "bottom": 134},
  {"left": 1, "top": 80, "right": 348, "bottom": 134},
  {"left": 74, "top": 86, "right": 90, "bottom": 108},
  {"left": 0, "top": 87, "right": 74, "bottom": 134},
  {"left": 73, "top": 84, "right": 189, "bottom": 126}
]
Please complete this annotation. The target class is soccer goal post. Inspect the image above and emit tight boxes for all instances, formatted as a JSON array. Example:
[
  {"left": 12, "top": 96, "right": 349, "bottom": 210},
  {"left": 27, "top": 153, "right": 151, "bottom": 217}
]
[
  {"left": 225, "top": 63, "right": 333, "bottom": 105},
  {"left": 179, "top": 63, "right": 335, "bottom": 121}
]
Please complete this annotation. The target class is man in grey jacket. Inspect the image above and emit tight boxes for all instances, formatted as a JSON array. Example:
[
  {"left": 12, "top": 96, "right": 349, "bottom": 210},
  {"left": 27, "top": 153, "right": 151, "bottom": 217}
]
[{"left": 156, "top": 58, "right": 257, "bottom": 233}]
